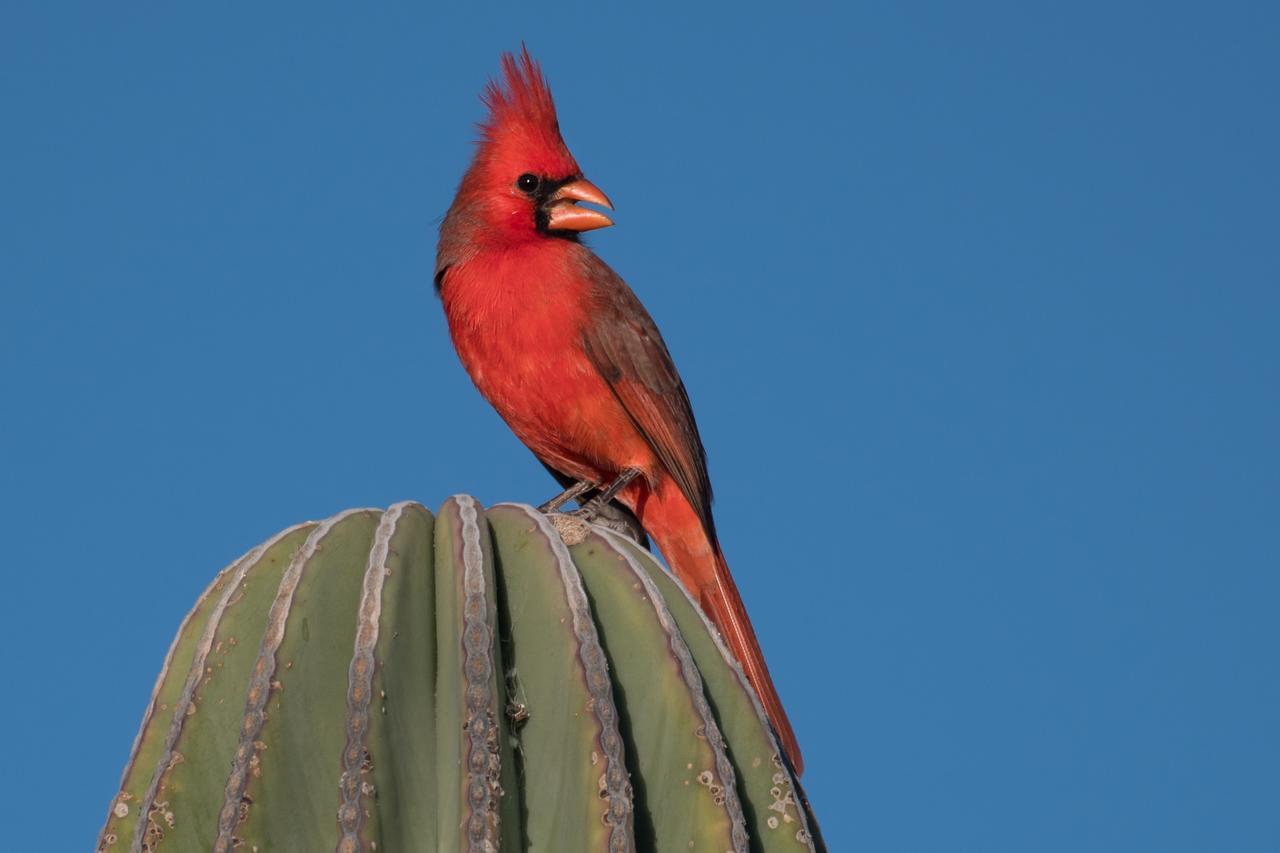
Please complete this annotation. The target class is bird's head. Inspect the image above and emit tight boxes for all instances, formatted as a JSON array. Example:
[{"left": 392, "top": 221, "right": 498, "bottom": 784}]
[{"left": 455, "top": 49, "right": 613, "bottom": 243}]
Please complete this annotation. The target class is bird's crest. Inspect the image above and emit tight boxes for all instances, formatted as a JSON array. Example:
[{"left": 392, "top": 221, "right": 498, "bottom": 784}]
[
  {"left": 481, "top": 48, "right": 558, "bottom": 140},
  {"left": 476, "top": 48, "right": 578, "bottom": 176}
]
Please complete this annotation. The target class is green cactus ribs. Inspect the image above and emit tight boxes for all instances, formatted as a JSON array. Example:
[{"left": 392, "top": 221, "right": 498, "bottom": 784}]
[{"left": 98, "top": 497, "right": 824, "bottom": 852}]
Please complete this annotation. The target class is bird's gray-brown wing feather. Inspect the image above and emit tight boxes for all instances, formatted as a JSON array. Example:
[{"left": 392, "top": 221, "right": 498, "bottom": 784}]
[{"left": 577, "top": 253, "right": 717, "bottom": 544}]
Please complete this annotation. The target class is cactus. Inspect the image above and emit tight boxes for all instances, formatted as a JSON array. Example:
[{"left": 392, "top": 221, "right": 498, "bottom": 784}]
[{"left": 98, "top": 497, "right": 823, "bottom": 852}]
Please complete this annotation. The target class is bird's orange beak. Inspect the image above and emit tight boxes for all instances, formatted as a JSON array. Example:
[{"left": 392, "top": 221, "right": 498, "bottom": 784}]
[{"left": 546, "top": 178, "right": 614, "bottom": 232}]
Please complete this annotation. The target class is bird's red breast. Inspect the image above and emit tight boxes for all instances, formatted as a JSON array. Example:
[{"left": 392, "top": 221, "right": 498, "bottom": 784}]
[{"left": 442, "top": 240, "right": 656, "bottom": 486}]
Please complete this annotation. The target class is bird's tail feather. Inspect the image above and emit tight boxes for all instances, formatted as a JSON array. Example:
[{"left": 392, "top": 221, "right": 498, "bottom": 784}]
[
  {"left": 698, "top": 547, "right": 805, "bottom": 777},
  {"left": 643, "top": 500, "right": 805, "bottom": 776}
]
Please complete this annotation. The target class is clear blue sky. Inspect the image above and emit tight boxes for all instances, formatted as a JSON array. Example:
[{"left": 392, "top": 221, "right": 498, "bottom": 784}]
[{"left": 2, "top": 3, "right": 1277, "bottom": 850}]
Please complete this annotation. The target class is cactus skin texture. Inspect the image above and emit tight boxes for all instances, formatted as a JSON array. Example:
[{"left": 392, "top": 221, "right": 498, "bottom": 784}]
[{"left": 98, "top": 497, "right": 824, "bottom": 852}]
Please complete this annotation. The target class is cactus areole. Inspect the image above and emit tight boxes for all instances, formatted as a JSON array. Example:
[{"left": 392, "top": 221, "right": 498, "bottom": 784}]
[{"left": 98, "top": 497, "right": 823, "bottom": 852}]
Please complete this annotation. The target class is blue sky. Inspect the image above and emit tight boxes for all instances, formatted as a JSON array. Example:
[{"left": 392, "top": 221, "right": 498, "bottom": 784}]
[{"left": 2, "top": 3, "right": 1277, "bottom": 850}]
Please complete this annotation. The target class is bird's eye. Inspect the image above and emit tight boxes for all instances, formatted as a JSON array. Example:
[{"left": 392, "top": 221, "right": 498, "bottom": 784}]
[{"left": 516, "top": 173, "right": 540, "bottom": 193}]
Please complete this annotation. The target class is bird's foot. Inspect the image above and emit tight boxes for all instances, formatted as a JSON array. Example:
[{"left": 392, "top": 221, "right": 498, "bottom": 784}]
[
  {"left": 537, "top": 479, "right": 596, "bottom": 513},
  {"left": 540, "top": 469, "right": 648, "bottom": 546},
  {"left": 569, "top": 468, "right": 643, "bottom": 522}
]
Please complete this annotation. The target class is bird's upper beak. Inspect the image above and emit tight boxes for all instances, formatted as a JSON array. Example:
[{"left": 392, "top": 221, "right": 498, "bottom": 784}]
[{"left": 545, "top": 178, "right": 614, "bottom": 232}]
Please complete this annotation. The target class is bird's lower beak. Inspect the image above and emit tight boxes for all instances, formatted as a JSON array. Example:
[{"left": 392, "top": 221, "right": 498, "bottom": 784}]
[{"left": 546, "top": 178, "right": 614, "bottom": 232}]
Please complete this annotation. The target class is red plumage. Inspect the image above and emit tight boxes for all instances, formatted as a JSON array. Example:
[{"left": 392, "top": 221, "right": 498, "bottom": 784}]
[{"left": 436, "top": 48, "right": 804, "bottom": 775}]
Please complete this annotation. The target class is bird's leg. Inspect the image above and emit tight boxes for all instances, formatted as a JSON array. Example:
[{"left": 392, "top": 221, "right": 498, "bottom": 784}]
[
  {"left": 538, "top": 478, "right": 596, "bottom": 513},
  {"left": 572, "top": 468, "right": 643, "bottom": 521}
]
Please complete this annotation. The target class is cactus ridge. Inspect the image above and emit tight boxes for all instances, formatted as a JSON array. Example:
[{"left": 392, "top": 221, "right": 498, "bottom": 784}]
[
  {"left": 214, "top": 508, "right": 376, "bottom": 853},
  {"left": 608, "top": 536, "right": 823, "bottom": 850},
  {"left": 501, "top": 504, "right": 637, "bottom": 852},
  {"left": 594, "top": 526, "right": 750, "bottom": 853},
  {"left": 99, "top": 498, "right": 823, "bottom": 852},
  {"left": 337, "top": 502, "right": 405, "bottom": 851},
  {"left": 100, "top": 520, "right": 313, "bottom": 853},
  {"left": 456, "top": 496, "right": 504, "bottom": 851}
]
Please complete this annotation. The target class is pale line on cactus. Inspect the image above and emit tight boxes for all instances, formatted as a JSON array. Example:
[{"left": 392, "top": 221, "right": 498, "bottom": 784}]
[
  {"left": 110, "top": 520, "right": 315, "bottom": 853},
  {"left": 98, "top": 548, "right": 247, "bottom": 849},
  {"left": 494, "top": 503, "right": 637, "bottom": 853},
  {"left": 337, "top": 501, "right": 411, "bottom": 852},
  {"left": 212, "top": 508, "right": 377, "bottom": 853},
  {"left": 593, "top": 526, "right": 751, "bottom": 853},
  {"left": 454, "top": 494, "right": 503, "bottom": 852},
  {"left": 605, "top": 533, "right": 818, "bottom": 852}
]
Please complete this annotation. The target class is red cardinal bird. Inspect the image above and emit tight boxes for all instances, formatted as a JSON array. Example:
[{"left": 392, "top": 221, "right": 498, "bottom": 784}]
[{"left": 435, "top": 49, "right": 804, "bottom": 775}]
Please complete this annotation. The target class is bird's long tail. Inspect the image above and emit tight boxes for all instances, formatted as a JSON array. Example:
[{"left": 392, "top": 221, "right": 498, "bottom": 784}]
[{"left": 639, "top": 492, "right": 805, "bottom": 776}]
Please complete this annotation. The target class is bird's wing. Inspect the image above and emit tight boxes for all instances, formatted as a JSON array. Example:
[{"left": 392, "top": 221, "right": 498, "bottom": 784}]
[{"left": 579, "top": 255, "right": 716, "bottom": 544}]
